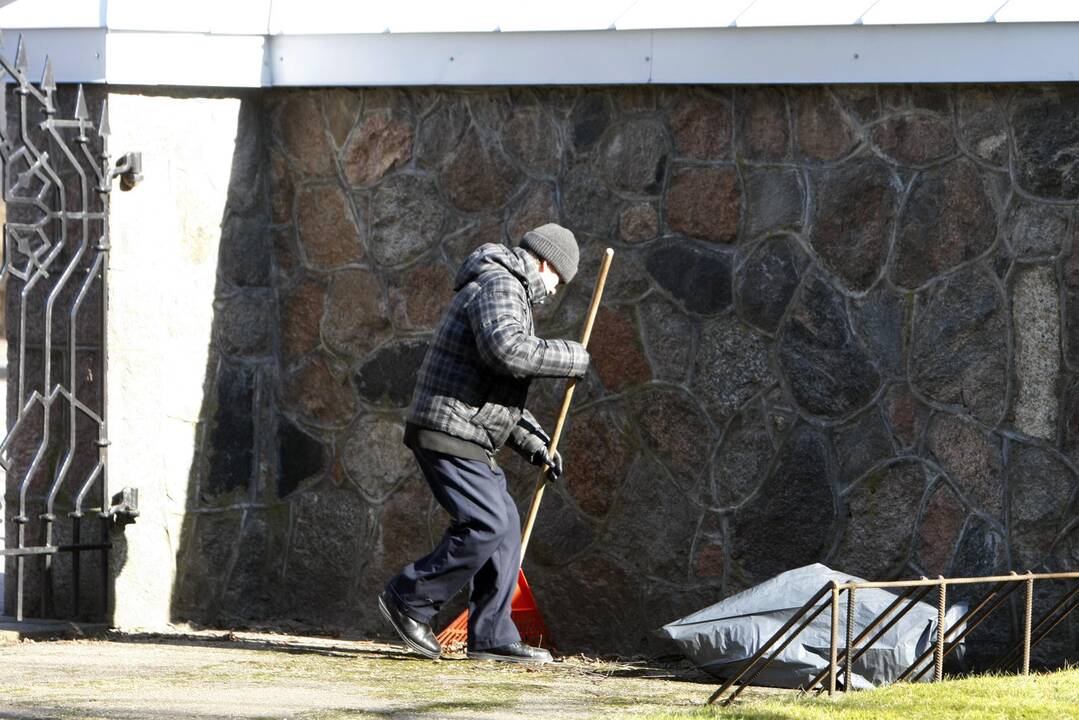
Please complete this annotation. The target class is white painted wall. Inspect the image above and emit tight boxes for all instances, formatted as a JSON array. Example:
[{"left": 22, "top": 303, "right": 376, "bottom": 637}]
[{"left": 106, "top": 92, "right": 240, "bottom": 630}]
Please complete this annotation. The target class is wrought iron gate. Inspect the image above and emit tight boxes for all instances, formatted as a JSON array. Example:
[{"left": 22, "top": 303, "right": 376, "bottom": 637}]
[{"left": 0, "top": 36, "right": 138, "bottom": 623}]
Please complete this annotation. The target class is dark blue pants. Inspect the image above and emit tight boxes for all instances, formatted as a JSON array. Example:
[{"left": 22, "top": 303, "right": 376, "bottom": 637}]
[{"left": 386, "top": 447, "right": 522, "bottom": 651}]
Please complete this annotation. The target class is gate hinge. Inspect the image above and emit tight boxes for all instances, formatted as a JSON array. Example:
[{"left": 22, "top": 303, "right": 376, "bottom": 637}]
[
  {"left": 111, "top": 152, "right": 143, "bottom": 192},
  {"left": 108, "top": 487, "right": 140, "bottom": 527}
]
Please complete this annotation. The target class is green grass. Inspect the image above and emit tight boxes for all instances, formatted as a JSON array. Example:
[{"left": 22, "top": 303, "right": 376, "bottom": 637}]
[{"left": 645, "top": 669, "right": 1079, "bottom": 720}]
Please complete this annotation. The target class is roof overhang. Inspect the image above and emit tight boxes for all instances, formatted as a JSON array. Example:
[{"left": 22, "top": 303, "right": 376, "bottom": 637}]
[{"left": 1, "top": 3, "right": 1077, "bottom": 87}]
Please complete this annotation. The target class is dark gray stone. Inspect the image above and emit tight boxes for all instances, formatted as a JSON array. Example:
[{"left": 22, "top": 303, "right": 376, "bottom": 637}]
[
  {"left": 204, "top": 364, "right": 255, "bottom": 499},
  {"left": 1007, "top": 201, "right": 1071, "bottom": 258},
  {"left": 1063, "top": 376, "right": 1079, "bottom": 462},
  {"left": 926, "top": 413, "right": 1003, "bottom": 518},
  {"left": 957, "top": 89, "right": 1008, "bottom": 167},
  {"left": 951, "top": 514, "right": 1006, "bottom": 578},
  {"left": 743, "top": 167, "right": 804, "bottom": 237},
  {"left": 282, "top": 485, "right": 368, "bottom": 623},
  {"left": 369, "top": 174, "right": 449, "bottom": 267},
  {"left": 644, "top": 239, "right": 733, "bottom": 316},
  {"left": 629, "top": 385, "right": 712, "bottom": 495},
  {"left": 1012, "top": 90, "right": 1079, "bottom": 200},
  {"left": 527, "top": 486, "right": 596, "bottom": 568},
  {"left": 714, "top": 403, "right": 777, "bottom": 508},
  {"left": 342, "top": 416, "right": 412, "bottom": 502},
  {"left": 602, "top": 455, "right": 701, "bottom": 585},
  {"left": 220, "top": 215, "right": 272, "bottom": 288},
  {"left": 736, "top": 235, "right": 803, "bottom": 334},
  {"left": 215, "top": 291, "right": 274, "bottom": 358},
  {"left": 839, "top": 460, "right": 929, "bottom": 578},
  {"left": 416, "top": 100, "right": 470, "bottom": 169},
  {"left": 504, "top": 106, "right": 561, "bottom": 175},
  {"left": 949, "top": 516, "right": 1011, "bottom": 669},
  {"left": 809, "top": 159, "right": 899, "bottom": 293},
  {"left": 1009, "top": 444, "right": 1075, "bottom": 571},
  {"left": 570, "top": 92, "right": 611, "bottom": 152},
  {"left": 353, "top": 340, "right": 428, "bottom": 407},
  {"left": 638, "top": 293, "right": 698, "bottom": 383},
  {"left": 562, "top": 162, "right": 616, "bottom": 235},
  {"left": 910, "top": 264, "right": 1008, "bottom": 425},
  {"left": 277, "top": 419, "right": 325, "bottom": 497},
  {"left": 833, "top": 408, "right": 894, "bottom": 486},
  {"left": 894, "top": 159, "right": 998, "bottom": 290},
  {"left": 597, "top": 118, "right": 670, "bottom": 195},
  {"left": 777, "top": 273, "right": 881, "bottom": 418},
  {"left": 848, "top": 283, "right": 909, "bottom": 378},
  {"left": 833, "top": 86, "right": 879, "bottom": 124},
  {"left": 175, "top": 512, "right": 243, "bottom": 614},
  {"left": 732, "top": 424, "right": 835, "bottom": 585},
  {"left": 693, "top": 316, "right": 773, "bottom": 424}
]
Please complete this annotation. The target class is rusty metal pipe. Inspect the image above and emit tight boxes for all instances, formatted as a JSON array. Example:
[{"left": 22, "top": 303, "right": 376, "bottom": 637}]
[
  {"left": 807, "top": 586, "right": 932, "bottom": 695},
  {"left": 995, "top": 584, "right": 1079, "bottom": 672},
  {"left": 707, "top": 581, "right": 834, "bottom": 705},
  {"left": 720, "top": 587, "right": 837, "bottom": 706},
  {"left": 905, "top": 581, "right": 1021, "bottom": 683}
]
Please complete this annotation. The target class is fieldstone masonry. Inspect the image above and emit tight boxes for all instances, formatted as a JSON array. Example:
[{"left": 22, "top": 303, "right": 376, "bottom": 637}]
[
  {"left": 10, "top": 84, "right": 1071, "bottom": 662},
  {"left": 162, "top": 84, "right": 1079, "bottom": 662},
  {"left": 163, "top": 84, "right": 1079, "bottom": 660}
]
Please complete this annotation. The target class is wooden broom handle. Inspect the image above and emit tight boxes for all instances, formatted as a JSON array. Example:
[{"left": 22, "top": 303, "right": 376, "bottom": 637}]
[{"left": 520, "top": 248, "right": 614, "bottom": 561}]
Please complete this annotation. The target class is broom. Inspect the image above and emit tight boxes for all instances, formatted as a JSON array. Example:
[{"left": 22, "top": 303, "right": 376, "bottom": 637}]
[{"left": 437, "top": 247, "right": 615, "bottom": 651}]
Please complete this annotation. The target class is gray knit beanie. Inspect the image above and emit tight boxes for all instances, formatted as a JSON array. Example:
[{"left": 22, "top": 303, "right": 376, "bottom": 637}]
[{"left": 520, "top": 223, "right": 579, "bottom": 284}]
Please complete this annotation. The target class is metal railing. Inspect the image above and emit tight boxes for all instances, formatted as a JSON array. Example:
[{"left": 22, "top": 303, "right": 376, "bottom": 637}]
[
  {"left": 708, "top": 570, "right": 1079, "bottom": 706},
  {"left": 0, "top": 34, "right": 137, "bottom": 622}
]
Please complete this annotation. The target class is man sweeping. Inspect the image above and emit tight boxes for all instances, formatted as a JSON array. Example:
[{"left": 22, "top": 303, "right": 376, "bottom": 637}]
[{"left": 379, "top": 223, "right": 590, "bottom": 664}]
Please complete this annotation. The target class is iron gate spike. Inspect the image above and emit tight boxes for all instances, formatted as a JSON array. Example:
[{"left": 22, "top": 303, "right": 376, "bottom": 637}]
[
  {"left": 74, "top": 84, "right": 89, "bottom": 121},
  {"left": 41, "top": 56, "right": 56, "bottom": 92},
  {"left": 97, "top": 98, "right": 110, "bottom": 138},
  {"left": 14, "top": 33, "right": 27, "bottom": 74}
]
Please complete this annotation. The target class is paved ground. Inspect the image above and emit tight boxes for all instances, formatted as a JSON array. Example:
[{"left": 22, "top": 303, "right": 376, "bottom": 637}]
[{"left": 0, "top": 628, "right": 755, "bottom": 719}]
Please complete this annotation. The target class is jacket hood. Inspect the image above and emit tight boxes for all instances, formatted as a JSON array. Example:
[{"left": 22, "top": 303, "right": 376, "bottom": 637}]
[{"left": 454, "top": 243, "right": 548, "bottom": 304}]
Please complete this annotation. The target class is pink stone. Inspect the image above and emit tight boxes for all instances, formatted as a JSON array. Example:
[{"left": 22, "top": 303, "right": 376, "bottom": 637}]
[
  {"left": 296, "top": 185, "right": 364, "bottom": 270},
  {"left": 280, "top": 355, "right": 356, "bottom": 427},
  {"left": 589, "top": 307, "right": 651, "bottom": 392},
  {"left": 323, "top": 268, "right": 392, "bottom": 360},
  {"left": 278, "top": 276, "right": 325, "bottom": 367},
  {"left": 670, "top": 95, "right": 732, "bottom": 160},
  {"left": 917, "top": 485, "right": 965, "bottom": 576},
  {"left": 342, "top": 113, "right": 414, "bottom": 187},
  {"left": 276, "top": 95, "right": 334, "bottom": 178},
  {"left": 794, "top": 88, "right": 858, "bottom": 161},
  {"left": 666, "top": 166, "right": 741, "bottom": 243}
]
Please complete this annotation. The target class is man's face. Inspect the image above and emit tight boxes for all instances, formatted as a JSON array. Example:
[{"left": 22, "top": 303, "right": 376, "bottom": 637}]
[{"left": 538, "top": 261, "right": 561, "bottom": 296}]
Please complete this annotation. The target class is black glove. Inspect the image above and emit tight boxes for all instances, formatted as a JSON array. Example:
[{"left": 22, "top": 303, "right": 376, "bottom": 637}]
[{"left": 530, "top": 445, "right": 563, "bottom": 481}]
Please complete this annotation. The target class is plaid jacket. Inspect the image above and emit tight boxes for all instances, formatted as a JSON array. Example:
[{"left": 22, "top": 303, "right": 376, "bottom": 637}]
[{"left": 407, "top": 243, "right": 590, "bottom": 454}]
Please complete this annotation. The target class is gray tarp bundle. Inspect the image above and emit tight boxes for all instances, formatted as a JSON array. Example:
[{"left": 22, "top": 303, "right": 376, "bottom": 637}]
[{"left": 658, "top": 564, "right": 968, "bottom": 689}]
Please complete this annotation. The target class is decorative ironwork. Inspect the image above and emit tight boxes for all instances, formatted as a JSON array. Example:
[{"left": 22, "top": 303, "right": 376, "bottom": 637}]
[{"left": 0, "top": 34, "right": 134, "bottom": 622}]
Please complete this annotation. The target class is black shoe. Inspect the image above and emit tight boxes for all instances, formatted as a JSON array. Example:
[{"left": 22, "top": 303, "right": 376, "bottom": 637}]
[
  {"left": 467, "top": 641, "right": 552, "bottom": 664},
  {"left": 378, "top": 590, "right": 441, "bottom": 659}
]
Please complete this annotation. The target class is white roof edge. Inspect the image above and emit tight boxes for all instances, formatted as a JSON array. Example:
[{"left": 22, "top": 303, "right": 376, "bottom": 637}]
[{"left": 2, "top": 23, "right": 1078, "bottom": 87}]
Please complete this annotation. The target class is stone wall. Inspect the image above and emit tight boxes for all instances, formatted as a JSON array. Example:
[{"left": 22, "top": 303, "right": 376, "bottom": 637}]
[{"left": 173, "top": 84, "right": 1078, "bottom": 663}]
